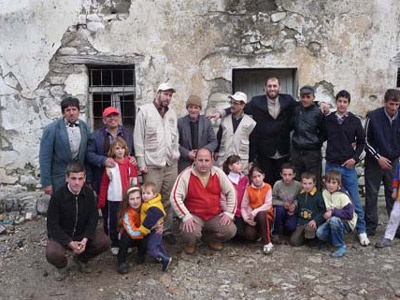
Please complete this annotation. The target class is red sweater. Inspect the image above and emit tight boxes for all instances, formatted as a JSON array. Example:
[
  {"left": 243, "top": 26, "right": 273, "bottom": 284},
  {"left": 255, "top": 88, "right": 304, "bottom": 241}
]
[
  {"left": 231, "top": 175, "right": 248, "bottom": 217},
  {"left": 185, "top": 173, "right": 222, "bottom": 221}
]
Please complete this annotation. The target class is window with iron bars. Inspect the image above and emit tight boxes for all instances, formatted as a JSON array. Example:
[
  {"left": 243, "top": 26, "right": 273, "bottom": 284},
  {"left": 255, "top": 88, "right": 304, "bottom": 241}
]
[
  {"left": 397, "top": 68, "right": 400, "bottom": 88},
  {"left": 88, "top": 65, "right": 136, "bottom": 131}
]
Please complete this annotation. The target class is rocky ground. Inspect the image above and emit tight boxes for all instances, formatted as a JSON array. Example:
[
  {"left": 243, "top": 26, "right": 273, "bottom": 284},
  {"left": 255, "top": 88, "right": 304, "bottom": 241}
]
[{"left": 0, "top": 213, "right": 399, "bottom": 300}]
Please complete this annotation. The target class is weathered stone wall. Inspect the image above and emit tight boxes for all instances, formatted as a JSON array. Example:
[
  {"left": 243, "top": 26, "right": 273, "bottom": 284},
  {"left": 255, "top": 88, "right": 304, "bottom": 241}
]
[{"left": 0, "top": 0, "right": 399, "bottom": 191}]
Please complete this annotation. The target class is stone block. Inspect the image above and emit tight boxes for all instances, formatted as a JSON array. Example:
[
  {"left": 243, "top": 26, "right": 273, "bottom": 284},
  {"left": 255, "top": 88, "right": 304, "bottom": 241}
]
[
  {"left": 271, "top": 12, "right": 286, "bottom": 23},
  {"left": 20, "top": 175, "right": 38, "bottom": 186},
  {"left": 58, "top": 47, "right": 79, "bottom": 56},
  {"left": 87, "top": 21, "right": 105, "bottom": 33},
  {"left": 36, "top": 194, "right": 51, "bottom": 215},
  {"left": 50, "top": 85, "right": 65, "bottom": 98},
  {"left": 49, "top": 76, "right": 67, "bottom": 85}
]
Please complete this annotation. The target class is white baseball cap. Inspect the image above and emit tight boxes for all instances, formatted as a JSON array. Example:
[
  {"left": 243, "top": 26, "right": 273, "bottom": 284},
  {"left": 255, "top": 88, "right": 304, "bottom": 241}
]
[
  {"left": 157, "top": 83, "right": 176, "bottom": 93},
  {"left": 229, "top": 91, "right": 247, "bottom": 104}
]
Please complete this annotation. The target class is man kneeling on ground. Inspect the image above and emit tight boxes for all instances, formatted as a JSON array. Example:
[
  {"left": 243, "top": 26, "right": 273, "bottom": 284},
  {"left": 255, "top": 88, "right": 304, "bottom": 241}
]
[
  {"left": 45, "top": 162, "right": 111, "bottom": 281},
  {"left": 170, "top": 148, "right": 237, "bottom": 254}
]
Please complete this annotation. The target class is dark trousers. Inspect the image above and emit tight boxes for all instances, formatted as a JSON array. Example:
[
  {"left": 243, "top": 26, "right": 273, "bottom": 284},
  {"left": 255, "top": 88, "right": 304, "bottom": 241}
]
[
  {"left": 117, "top": 230, "right": 147, "bottom": 265},
  {"left": 365, "top": 156, "right": 398, "bottom": 234},
  {"left": 272, "top": 205, "right": 297, "bottom": 235},
  {"left": 258, "top": 156, "right": 290, "bottom": 186},
  {"left": 291, "top": 148, "right": 322, "bottom": 189},
  {"left": 106, "top": 201, "right": 121, "bottom": 247},
  {"left": 233, "top": 216, "right": 247, "bottom": 241},
  {"left": 46, "top": 230, "right": 111, "bottom": 268},
  {"left": 243, "top": 210, "right": 274, "bottom": 244},
  {"left": 147, "top": 231, "right": 169, "bottom": 260}
]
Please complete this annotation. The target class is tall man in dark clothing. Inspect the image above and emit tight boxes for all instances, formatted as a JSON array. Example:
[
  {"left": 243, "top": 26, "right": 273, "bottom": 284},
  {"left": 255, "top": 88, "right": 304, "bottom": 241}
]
[
  {"left": 365, "top": 89, "right": 400, "bottom": 236},
  {"left": 247, "top": 77, "right": 296, "bottom": 185},
  {"left": 46, "top": 162, "right": 111, "bottom": 281},
  {"left": 324, "top": 90, "right": 370, "bottom": 246}
]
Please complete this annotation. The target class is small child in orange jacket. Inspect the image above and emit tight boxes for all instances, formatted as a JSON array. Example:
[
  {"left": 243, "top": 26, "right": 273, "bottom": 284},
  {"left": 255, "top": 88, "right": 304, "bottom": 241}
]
[{"left": 116, "top": 187, "right": 145, "bottom": 274}]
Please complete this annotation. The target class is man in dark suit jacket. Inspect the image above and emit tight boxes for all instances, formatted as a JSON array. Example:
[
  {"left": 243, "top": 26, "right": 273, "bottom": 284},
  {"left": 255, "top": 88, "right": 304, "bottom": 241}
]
[
  {"left": 178, "top": 95, "right": 217, "bottom": 172},
  {"left": 245, "top": 77, "right": 296, "bottom": 185},
  {"left": 39, "top": 97, "right": 90, "bottom": 195}
]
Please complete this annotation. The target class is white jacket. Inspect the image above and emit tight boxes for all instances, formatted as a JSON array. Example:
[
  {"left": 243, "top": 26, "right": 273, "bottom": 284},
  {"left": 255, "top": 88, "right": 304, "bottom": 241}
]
[
  {"left": 134, "top": 103, "right": 180, "bottom": 168},
  {"left": 217, "top": 114, "right": 256, "bottom": 170}
]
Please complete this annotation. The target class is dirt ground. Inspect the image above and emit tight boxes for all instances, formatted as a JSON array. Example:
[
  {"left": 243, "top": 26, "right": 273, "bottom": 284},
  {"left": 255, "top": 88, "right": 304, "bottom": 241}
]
[{"left": 1, "top": 214, "right": 400, "bottom": 300}]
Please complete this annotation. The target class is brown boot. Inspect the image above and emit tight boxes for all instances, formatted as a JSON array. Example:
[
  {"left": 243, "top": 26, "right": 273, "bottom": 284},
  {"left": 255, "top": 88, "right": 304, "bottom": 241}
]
[
  {"left": 208, "top": 242, "right": 223, "bottom": 251},
  {"left": 184, "top": 244, "right": 196, "bottom": 254}
]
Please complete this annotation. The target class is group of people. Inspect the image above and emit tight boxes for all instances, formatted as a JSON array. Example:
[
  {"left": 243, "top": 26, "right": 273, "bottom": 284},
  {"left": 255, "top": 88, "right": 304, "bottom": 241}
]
[{"left": 39, "top": 79, "right": 400, "bottom": 281}]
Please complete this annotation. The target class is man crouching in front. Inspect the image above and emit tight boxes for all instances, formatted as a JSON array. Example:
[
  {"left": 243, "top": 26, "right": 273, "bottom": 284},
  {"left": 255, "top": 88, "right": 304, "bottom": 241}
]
[
  {"left": 170, "top": 148, "right": 237, "bottom": 254},
  {"left": 45, "top": 162, "right": 111, "bottom": 281}
]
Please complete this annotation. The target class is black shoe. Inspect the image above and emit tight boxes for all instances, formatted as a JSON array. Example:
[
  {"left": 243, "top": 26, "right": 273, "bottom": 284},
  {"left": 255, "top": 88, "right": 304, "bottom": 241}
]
[
  {"left": 375, "top": 238, "right": 392, "bottom": 248},
  {"left": 366, "top": 229, "right": 376, "bottom": 236},
  {"left": 163, "top": 234, "right": 177, "bottom": 245},
  {"left": 162, "top": 257, "right": 172, "bottom": 272},
  {"left": 271, "top": 235, "right": 283, "bottom": 245},
  {"left": 117, "top": 263, "right": 129, "bottom": 274},
  {"left": 135, "top": 255, "right": 145, "bottom": 264}
]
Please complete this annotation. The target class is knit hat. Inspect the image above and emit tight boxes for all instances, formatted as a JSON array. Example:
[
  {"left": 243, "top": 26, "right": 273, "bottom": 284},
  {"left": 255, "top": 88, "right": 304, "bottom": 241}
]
[{"left": 186, "top": 95, "right": 202, "bottom": 108}]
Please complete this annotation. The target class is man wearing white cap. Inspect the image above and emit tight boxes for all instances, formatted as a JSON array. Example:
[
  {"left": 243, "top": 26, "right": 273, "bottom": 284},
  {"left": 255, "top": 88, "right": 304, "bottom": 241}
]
[
  {"left": 134, "top": 83, "right": 180, "bottom": 244},
  {"left": 214, "top": 91, "right": 256, "bottom": 173}
]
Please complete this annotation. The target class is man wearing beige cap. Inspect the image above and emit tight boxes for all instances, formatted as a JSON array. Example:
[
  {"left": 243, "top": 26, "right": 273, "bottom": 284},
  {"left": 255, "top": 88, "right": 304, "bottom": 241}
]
[
  {"left": 214, "top": 91, "right": 256, "bottom": 173},
  {"left": 178, "top": 95, "right": 217, "bottom": 173},
  {"left": 134, "top": 83, "right": 180, "bottom": 244}
]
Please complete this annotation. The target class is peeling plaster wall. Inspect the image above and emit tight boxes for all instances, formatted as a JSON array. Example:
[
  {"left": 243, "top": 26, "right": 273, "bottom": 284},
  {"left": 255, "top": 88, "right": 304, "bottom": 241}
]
[{"left": 0, "top": 0, "right": 399, "bottom": 188}]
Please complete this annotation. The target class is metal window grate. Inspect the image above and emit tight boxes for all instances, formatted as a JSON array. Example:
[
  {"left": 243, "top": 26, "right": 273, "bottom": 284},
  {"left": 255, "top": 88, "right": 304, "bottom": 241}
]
[
  {"left": 397, "top": 68, "right": 400, "bottom": 88},
  {"left": 88, "top": 65, "right": 136, "bottom": 131}
]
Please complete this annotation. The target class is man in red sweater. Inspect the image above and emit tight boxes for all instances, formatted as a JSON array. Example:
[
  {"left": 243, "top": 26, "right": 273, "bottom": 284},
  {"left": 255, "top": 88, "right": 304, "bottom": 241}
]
[{"left": 170, "top": 148, "right": 237, "bottom": 254}]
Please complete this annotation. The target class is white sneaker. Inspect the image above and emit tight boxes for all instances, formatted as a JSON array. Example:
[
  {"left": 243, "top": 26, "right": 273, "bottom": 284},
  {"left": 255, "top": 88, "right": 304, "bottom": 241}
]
[
  {"left": 111, "top": 247, "right": 119, "bottom": 256},
  {"left": 262, "top": 243, "right": 274, "bottom": 255},
  {"left": 358, "top": 233, "right": 370, "bottom": 246}
]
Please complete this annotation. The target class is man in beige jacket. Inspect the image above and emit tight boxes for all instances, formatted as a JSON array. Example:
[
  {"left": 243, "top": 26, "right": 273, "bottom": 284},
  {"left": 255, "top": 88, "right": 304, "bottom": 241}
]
[{"left": 134, "top": 83, "right": 180, "bottom": 244}]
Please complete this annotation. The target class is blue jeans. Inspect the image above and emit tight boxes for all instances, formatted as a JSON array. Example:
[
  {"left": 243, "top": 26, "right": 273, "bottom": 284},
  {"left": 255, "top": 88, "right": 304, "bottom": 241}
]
[
  {"left": 325, "top": 163, "right": 366, "bottom": 234},
  {"left": 272, "top": 205, "right": 297, "bottom": 235},
  {"left": 147, "top": 231, "right": 168, "bottom": 260},
  {"left": 316, "top": 216, "right": 351, "bottom": 247}
]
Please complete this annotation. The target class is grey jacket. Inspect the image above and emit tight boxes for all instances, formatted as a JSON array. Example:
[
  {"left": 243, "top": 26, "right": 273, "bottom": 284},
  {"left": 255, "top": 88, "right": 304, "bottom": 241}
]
[{"left": 178, "top": 115, "right": 217, "bottom": 172}]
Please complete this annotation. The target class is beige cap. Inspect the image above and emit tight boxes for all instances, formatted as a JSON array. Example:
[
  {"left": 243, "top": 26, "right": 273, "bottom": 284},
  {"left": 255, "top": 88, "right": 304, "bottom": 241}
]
[
  {"left": 229, "top": 91, "right": 247, "bottom": 104},
  {"left": 157, "top": 83, "right": 176, "bottom": 92},
  {"left": 186, "top": 95, "right": 202, "bottom": 108}
]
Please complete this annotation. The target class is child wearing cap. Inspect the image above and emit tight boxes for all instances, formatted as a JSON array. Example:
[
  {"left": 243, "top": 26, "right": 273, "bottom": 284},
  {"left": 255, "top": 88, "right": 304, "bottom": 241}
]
[
  {"left": 214, "top": 91, "right": 256, "bottom": 174},
  {"left": 178, "top": 95, "right": 218, "bottom": 173},
  {"left": 291, "top": 85, "right": 325, "bottom": 189}
]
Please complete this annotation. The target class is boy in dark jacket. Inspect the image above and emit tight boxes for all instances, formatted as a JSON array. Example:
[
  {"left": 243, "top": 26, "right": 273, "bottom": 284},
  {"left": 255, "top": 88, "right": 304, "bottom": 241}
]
[
  {"left": 46, "top": 162, "right": 111, "bottom": 281},
  {"left": 291, "top": 85, "right": 325, "bottom": 189},
  {"left": 290, "top": 172, "right": 326, "bottom": 247},
  {"left": 324, "top": 90, "right": 370, "bottom": 246}
]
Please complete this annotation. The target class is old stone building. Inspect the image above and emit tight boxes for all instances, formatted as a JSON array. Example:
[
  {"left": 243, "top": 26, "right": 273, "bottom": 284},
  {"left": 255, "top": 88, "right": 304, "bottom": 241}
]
[{"left": 1, "top": 0, "right": 400, "bottom": 190}]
